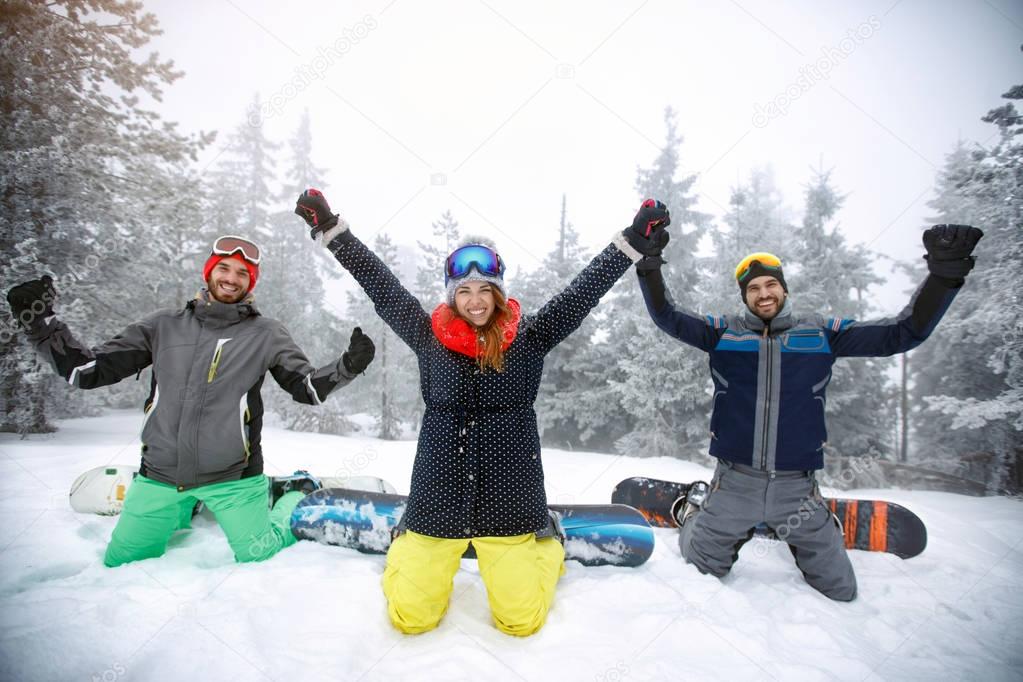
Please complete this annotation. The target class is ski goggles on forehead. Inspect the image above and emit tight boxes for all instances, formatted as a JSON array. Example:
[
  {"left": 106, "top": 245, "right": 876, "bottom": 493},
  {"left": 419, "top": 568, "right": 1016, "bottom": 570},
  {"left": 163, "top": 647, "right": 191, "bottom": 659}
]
[
  {"left": 212, "top": 235, "right": 262, "bottom": 265},
  {"left": 445, "top": 244, "right": 504, "bottom": 283},
  {"left": 735, "top": 252, "right": 782, "bottom": 283}
]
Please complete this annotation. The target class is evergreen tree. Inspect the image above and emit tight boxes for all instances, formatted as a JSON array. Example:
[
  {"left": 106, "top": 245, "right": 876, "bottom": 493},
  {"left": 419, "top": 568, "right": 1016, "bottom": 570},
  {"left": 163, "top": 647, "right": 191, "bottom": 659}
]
[
  {"left": 703, "top": 167, "right": 791, "bottom": 311},
  {"left": 415, "top": 210, "right": 461, "bottom": 306},
  {"left": 909, "top": 75, "right": 1023, "bottom": 491},
  {"left": 280, "top": 110, "right": 327, "bottom": 198},
  {"left": 208, "top": 94, "right": 277, "bottom": 249},
  {"left": 276, "top": 108, "right": 340, "bottom": 301},
  {"left": 0, "top": 0, "right": 208, "bottom": 433},
  {"left": 605, "top": 108, "right": 713, "bottom": 458},
  {"left": 514, "top": 195, "right": 603, "bottom": 447},
  {"left": 345, "top": 233, "right": 420, "bottom": 438},
  {"left": 149, "top": 165, "right": 214, "bottom": 309},
  {"left": 266, "top": 110, "right": 350, "bottom": 433}
]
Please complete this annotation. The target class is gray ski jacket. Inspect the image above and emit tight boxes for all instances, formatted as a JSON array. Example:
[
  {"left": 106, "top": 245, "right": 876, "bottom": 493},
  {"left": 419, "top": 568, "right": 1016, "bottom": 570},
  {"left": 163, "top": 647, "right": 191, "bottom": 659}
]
[{"left": 26, "top": 290, "right": 357, "bottom": 490}]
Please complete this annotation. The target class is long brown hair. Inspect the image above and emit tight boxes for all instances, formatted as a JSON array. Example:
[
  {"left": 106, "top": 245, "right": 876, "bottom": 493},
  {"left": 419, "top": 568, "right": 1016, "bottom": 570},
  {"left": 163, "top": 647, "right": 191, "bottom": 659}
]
[{"left": 459, "top": 287, "right": 514, "bottom": 373}]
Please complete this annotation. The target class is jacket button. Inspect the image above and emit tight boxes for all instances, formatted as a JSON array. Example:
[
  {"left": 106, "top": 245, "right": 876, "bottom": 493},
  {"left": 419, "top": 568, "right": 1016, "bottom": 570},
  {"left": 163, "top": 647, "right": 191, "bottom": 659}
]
[
  {"left": 468, "top": 473, "right": 474, "bottom": 481},
  {"left": 532, "top": 454, "right": 537, "bottom": 459},
  {"left": 464, "top": 527, "right": 471, "bottom": 535},
  {"left": 468, "top": 420, "right": 475, "bottom": 427},
  {"left": 177, "top": 485, "right": 185, "bottom": 492}
]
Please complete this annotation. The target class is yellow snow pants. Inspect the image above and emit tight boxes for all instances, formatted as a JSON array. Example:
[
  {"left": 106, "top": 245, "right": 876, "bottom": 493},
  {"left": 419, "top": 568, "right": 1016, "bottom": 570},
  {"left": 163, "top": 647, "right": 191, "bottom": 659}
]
[{"left": 382, "top": 530, "right": 566, "bottom": 637}]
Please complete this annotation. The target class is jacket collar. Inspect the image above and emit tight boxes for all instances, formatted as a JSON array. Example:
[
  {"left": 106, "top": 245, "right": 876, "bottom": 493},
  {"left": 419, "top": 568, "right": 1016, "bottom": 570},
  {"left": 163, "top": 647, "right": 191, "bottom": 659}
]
[
  {"left": 431, "top": 299, "right": 521, "bottom": 358},
  {"left": 188, "top": 289, "right": 260, "bottom": 328},
  {"left": 743, "top": 298, "right": 794, "bottom": 334}
]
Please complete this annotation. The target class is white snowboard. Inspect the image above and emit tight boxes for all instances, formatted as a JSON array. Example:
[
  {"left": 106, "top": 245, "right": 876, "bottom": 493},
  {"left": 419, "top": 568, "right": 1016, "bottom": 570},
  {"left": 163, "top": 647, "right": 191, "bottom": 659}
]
[{"left": 69, "top": 465, "right": 139, "bottom": 515}]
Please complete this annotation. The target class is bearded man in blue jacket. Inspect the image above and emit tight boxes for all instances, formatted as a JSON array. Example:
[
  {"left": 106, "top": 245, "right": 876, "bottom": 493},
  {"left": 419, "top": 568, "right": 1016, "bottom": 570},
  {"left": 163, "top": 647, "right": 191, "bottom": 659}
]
[{"left": 633, "top": 224, "right": 983, "bottom": 600}]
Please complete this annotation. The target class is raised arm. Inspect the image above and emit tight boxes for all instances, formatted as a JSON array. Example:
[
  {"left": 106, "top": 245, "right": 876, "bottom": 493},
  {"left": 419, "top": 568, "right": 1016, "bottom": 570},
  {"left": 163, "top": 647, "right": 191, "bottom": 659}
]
[
  {"left": 636, "top": 263, "right": 724, "bottom": 352},
  {"left": 269, "top": 324, "right": 373, "bottom": 405},
  {"left": 295, "top": 189, "right": 432, "bottom": 352},
  {"left": 831, "top": 224, "right": 983, "bottom": 357},
  {"left": 7, "top": 276, "right": 153, "bottom": 388},
  {"left": 527, "top": 200, "right": 674, "bottom": 354},
  {"left": 830, "top": 275, "right": 959, "bottom": 356}
]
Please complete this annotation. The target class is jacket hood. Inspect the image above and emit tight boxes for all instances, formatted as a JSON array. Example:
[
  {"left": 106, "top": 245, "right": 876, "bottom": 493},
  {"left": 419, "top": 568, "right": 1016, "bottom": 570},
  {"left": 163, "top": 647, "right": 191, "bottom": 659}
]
[
  {"left": 189, "top": 289, "right": 260, "bottom": 328},
  {"left": 742, "top": 297, "right": 794, "bottom": 333}
]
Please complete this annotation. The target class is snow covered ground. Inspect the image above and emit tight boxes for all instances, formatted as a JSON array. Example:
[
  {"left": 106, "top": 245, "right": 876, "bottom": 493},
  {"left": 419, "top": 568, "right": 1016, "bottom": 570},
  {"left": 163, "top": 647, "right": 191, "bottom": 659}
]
[{"left": 0, "top": 410, "right": 1020, "bottom": 682}]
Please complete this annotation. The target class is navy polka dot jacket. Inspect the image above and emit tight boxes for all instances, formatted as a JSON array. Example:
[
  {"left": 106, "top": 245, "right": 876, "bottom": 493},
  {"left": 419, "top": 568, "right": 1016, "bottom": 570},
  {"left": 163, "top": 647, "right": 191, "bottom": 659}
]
[{"left": 327, "top": 229, "right": 640, "bottom": 538}]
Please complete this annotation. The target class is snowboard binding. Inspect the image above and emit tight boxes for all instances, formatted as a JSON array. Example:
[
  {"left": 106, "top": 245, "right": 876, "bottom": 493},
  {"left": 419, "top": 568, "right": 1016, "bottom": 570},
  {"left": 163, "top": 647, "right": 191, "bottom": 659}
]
[
  {"left": 270, "top": 470, "right": 323, "bottom": 506},
  {"left": 536, "top": 510, "right": 567, "bottom": 546},
  {"left": 670, "top": 480, "right": 709, "bottom": 527}
]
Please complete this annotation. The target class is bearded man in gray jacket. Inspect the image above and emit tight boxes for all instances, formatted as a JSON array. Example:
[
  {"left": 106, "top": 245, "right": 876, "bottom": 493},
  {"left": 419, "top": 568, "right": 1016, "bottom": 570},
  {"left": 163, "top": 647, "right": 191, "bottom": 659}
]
[{"left": 6, "top": 235, "right": 375, "bottom": 567}]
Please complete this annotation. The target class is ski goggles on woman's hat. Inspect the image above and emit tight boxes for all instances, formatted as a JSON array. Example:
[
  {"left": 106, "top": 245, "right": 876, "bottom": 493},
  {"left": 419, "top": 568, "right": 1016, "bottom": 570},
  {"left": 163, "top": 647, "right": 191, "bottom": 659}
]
[
  {"left": 444, "top": 244, "right": 505, "bottom": 284},
  {"left": 734, "top": 252, "right": 783, "bottom": 284},
  {"left": 212, "top": 235, "right": 262, "bottom": 265}
]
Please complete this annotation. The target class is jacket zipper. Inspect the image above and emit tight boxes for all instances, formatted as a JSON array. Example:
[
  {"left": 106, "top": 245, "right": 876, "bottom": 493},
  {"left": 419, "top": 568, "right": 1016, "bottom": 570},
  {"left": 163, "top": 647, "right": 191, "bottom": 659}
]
[
  {"left": 191, "top": 329, "right": 215, "bottom": 488},
  {"left": 207, "top": 338, "right": 232, "bottom": 383},
  {"left": 760, "top": 326, "right": 772, "bottom": 470}
]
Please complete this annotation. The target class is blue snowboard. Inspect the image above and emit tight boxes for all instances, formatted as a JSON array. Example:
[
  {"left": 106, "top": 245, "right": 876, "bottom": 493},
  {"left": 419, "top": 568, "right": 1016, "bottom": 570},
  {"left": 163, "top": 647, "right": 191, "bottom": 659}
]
[{"left": 291, "top": 488, "right": 655, "bottom": 567}]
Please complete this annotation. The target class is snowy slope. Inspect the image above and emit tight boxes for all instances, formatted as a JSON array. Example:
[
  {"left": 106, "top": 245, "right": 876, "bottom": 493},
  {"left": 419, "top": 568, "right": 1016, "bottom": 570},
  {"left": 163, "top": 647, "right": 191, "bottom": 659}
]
[{"left": 0, "top": 411, "right": 1020, "bottom": 682}]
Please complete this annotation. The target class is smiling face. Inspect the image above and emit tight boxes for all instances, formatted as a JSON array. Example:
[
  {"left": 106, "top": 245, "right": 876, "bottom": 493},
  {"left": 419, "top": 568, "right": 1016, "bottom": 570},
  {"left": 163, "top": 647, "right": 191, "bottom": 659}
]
[
  {"left": 744, "top": 275, "right": 786, "bottom": 321},
  {"left": 207, "top": 257, "right": 251, "bottom": 304},
  {"left": 454, "top": 280, "right": 496, "bottom": 328}
]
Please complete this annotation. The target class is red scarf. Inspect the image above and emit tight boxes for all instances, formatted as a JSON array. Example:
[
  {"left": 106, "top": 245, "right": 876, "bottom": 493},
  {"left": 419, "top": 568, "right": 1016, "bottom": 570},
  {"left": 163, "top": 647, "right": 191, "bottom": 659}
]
[{"left": 431, "top": 299, "right": 521, "bottom": 358}]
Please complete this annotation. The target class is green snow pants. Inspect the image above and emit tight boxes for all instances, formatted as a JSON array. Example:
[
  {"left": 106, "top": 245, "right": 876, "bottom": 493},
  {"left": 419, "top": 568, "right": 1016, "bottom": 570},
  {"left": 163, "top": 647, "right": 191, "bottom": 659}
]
[{"left": 103, "top": 474, "right": 303, "bottom": 567}]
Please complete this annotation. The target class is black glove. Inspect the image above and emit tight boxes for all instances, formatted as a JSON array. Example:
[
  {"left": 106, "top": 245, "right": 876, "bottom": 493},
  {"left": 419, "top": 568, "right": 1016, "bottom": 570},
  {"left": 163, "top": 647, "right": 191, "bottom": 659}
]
[
  {"left": 294, "top": 189, "right": 339, "bottom": 240},
  {"left": 6, "top": 275, "right": 56, "bottom": 328},
  {"left": 922, "top": 224, "right": 984, "bottom": 282},
  {"left": 342, "top": 327, "right": 375, "bottom": 374},
  {"left": 636, "top": 259, "right": 668, "bottom": 312},
  {"left": 623, "top": 199, "right": 671, "bottom": 257},
  {"left": 635, "top": 255, "right": 666, "bottom": 273}
]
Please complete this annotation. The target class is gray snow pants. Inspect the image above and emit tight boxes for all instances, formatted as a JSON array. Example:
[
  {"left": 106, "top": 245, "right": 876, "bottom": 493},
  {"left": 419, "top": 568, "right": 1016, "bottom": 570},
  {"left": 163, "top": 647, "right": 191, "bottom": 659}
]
[{"left": 678, "top": 460, "right": 857, "bottom": 601}]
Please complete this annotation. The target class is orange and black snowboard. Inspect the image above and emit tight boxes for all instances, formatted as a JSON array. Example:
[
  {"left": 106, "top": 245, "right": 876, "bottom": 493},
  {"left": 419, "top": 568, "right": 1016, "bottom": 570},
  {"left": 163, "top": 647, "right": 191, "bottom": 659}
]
[{"left": 611, "top": 476, "right": 927, "bottom": 559}]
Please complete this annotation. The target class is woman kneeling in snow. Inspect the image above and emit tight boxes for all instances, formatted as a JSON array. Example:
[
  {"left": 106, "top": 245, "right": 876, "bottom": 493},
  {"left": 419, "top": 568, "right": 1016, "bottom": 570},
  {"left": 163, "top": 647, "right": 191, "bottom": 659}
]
[{"left": 295, "top": 189, "right": 669, "bottom": 636}]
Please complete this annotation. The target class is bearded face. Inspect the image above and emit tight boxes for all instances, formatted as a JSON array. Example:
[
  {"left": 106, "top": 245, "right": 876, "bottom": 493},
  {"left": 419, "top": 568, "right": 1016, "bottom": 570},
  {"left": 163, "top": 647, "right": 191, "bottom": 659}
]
[
  {"left": 207, "top": 258, "right": 251, "bottom": 304},
  {"left": 744, "top": 275, "right": 786, "bottom": 321}
]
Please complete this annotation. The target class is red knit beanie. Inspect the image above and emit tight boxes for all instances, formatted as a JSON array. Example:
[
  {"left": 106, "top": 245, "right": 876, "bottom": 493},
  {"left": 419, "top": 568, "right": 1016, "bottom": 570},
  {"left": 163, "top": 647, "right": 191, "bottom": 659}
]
[{"left": 203, "top": 253, "right": 259, "bottom": 293}]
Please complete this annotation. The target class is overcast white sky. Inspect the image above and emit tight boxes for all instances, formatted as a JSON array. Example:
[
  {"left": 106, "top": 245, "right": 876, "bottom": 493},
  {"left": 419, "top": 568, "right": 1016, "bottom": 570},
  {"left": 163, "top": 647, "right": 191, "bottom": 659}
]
[{"left": 141, "top": 0, "right": 1022, "bottom": 314}]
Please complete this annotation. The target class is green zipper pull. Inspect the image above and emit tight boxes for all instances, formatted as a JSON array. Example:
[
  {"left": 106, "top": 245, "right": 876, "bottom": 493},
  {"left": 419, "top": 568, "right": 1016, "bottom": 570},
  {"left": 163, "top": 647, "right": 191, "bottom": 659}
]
[
  {"left": 207, "top": 338, "right": 232, "bottom": 383},
  {"left": 207, "top": 349, "right": 221, "bottom": 383}
]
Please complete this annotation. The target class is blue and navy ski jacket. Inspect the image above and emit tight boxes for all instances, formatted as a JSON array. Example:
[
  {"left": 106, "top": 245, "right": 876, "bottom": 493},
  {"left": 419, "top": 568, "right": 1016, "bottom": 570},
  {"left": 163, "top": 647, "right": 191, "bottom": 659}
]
[{"left": 637, "top": 271, "right": 960, "bottom": 471}]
